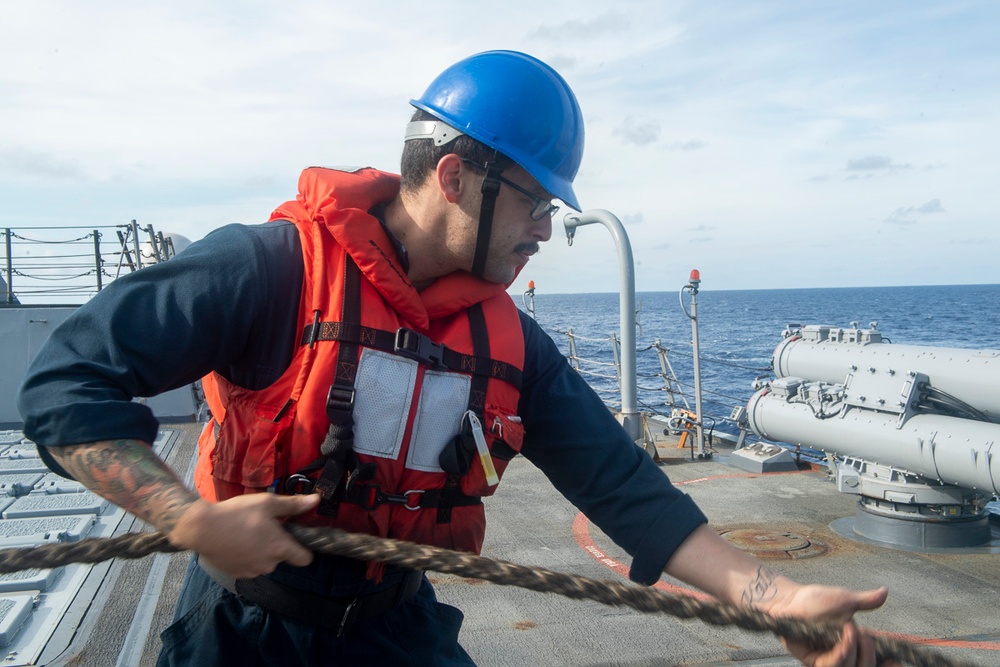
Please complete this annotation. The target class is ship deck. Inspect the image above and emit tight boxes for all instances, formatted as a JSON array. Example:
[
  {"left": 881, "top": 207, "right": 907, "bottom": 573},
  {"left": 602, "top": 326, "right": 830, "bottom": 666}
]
[
  {"left": 440, "top": 427, "right": 1000, "bottom": 667},
  {"left": 1, "top": 421, "right": 998, "bottom": 666}
]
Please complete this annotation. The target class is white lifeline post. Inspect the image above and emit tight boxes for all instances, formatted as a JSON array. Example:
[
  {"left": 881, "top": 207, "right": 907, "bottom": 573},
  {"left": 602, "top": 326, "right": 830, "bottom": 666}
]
[
  {"left": 563, "top": 210, "right": 640, "bottom": 443},
  {"left": 682, "top": 270, "right": 706, "bottom": 458}
]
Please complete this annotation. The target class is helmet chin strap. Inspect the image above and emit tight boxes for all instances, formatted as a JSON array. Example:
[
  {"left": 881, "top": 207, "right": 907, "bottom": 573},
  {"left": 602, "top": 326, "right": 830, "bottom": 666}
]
[{"left": 471, "top": 161, "right": 503, "bottom": 279}]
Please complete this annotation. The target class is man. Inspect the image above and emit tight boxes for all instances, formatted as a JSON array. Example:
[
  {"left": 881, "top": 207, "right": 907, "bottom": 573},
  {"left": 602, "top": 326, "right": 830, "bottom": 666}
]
[{"left": 18, "top": 50, "right": 891, "bottom": 666}]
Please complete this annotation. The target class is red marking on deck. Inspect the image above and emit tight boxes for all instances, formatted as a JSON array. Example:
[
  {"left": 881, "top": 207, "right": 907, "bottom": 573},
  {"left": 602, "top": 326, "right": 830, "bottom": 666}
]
[
  {"left": 572, "top": 512, "right": 712, "bottom": 601},
  {"left": 571, "top": 468, "right": 1000, "bottom": 652}
]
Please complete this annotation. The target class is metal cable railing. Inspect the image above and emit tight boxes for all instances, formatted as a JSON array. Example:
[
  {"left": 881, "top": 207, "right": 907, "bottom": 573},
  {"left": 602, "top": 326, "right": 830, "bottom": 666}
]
[
  {"left": 2, "top": 221, "right": 178, "bottom": 305},
  {"left": 547, "top": 327, "right": 768, "bottom": 436}
]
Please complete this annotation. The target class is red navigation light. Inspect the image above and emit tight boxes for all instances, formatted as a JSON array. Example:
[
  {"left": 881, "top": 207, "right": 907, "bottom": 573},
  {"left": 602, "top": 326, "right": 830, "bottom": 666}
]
[
  {"left": 528, "top": 280, "right": 535, "bottom": 289},
  {"left": 689, "top": 269, "right": 700, "bottom": 281}
]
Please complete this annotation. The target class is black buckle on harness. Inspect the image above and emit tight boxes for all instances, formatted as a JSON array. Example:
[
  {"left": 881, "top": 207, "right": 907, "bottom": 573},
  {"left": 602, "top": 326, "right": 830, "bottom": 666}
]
[
  {"left": 394, "top": 328, "right": 446, "bottom": 368},
  {"left": 353, "top": 482, "right": 382, "bottom": 510},
  {"left": 326, "top": 384, "right": 356, "bottom": 422},
  {"left": 347, "top": 481, "right": 424, "bottom": 511},
  {"left": 284, "top": 473, "right": 315, "bottom": 495}
]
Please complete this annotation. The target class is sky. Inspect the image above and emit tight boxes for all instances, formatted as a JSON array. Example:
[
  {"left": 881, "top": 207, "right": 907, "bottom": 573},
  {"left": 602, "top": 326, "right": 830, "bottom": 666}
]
[{"left": 2, "top": 1, "right": 998, "bottom": 295}]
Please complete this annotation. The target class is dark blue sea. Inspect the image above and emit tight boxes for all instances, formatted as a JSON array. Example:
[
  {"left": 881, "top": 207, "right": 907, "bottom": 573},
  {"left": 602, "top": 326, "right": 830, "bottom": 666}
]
[{"left": 520, "top": 284, "right": 1000, "bottom": 437}]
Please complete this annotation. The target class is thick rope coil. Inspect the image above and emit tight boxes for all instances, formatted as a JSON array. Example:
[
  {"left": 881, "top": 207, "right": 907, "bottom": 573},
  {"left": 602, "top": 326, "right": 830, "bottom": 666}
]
[{"left": 0, "top": 527, "right": 982, "bottom": 667}]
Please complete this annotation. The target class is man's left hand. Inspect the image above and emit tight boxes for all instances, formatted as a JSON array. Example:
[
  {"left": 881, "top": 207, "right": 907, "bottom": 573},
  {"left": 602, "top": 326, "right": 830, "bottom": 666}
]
[{"left": 768, "top": 585, "right": 900, "bottom": 667}]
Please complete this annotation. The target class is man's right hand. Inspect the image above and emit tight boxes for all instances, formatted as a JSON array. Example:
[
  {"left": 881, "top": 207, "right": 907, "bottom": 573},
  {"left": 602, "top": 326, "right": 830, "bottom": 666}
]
[
  {"left": 48, "top": 439, "right": 321, "bottom": 579},
  {"left": 168, "top": 493, "right": 320, "bottom": 579}
]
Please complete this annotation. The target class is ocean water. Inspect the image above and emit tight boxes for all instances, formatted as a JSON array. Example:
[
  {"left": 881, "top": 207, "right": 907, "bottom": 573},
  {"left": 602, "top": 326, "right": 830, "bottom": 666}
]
[{"left": 521, "top": 284, "right": 1000, "bottom": 437}]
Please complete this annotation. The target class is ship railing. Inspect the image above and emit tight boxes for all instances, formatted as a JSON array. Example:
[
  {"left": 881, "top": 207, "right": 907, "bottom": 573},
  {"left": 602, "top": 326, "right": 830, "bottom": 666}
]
[
  {"left": 556, "top": 328, "right": 620, "bottom": 377},
  {"left": 2, "top": 221, "right": 177, "bottom": 305},
  {"left": 548, "top": 327, "right": 771, "bottom": 447}
]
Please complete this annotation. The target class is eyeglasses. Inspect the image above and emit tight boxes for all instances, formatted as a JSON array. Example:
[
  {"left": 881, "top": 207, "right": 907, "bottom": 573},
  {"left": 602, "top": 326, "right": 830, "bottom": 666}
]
[{"left": 462, "top": 159, "right": 559, "bottom": 221}]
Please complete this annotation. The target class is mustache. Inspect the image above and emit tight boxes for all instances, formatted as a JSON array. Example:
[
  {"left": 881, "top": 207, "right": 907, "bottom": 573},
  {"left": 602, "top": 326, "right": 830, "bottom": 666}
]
[{"left": 514, "top": 242, "right": 540, "bottom": 255}]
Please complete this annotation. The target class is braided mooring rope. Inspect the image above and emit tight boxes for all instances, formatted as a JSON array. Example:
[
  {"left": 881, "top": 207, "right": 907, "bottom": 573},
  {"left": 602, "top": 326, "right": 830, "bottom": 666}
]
[{"left": 0, "top": 526, "right": 982, "bottom": 667}]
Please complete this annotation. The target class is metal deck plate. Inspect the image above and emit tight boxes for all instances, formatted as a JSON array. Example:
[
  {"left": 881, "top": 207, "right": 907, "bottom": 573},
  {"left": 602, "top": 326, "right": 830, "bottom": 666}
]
[
  {"left": 0, "top": 474, "right": 46, "bottom": 498},
  {"left": 0, "top": 596, "right": 33, "bottom": 648},
  {"left": 3, "top": 492, "right": 108, "bottom": 519},
  {"left": 0, "top": 459, "right": 48, "bottom": 475},
  {"left": 0, "top": 568, "right": 60, "bottom": 593},
  {"left": 0, "top": 515, "right": 97, "bottom": 547}
]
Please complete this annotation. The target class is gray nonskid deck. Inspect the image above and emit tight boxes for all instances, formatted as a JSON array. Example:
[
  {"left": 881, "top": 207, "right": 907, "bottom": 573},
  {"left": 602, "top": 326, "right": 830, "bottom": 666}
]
[
  {"left": 440, "top": 456, "right": 801, "bottom": 667},
  {"left": 439, "top": 441, "right": 1000, "bottom": 667},
  {"left": 0, "top": 424, "right": 197, "bottom": 667}
]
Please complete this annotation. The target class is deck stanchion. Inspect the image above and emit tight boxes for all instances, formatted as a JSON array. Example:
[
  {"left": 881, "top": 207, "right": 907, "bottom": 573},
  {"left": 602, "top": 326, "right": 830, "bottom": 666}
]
[
  {"left": 681, "top": 270, "right": 707, "bottom": 458},
  {"left": 4, "top": 229, "right": 13, "bottom": 305},
  {"left": 131, "top": 220, "right": 143, "bottom": 270},
  {"left": 523, "top": 280, "right": 536, "bottom": 319},
  {"left": 654, "top": 339, "right": 691, "bottom": 410},
  {"left": 567, "top": 329, "right": 580, "bottom": 371},
  {"left": 610, "top": 333, "right": 621, "bottom": 389},
  {"left": 93, "top": 230, "right": 103, "bottom": 292}
]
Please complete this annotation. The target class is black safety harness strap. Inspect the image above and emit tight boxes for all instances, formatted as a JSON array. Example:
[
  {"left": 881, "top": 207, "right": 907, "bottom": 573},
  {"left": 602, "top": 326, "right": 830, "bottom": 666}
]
[
  {"left": 437, "top": 303, "right": 492, "bottom": 524},
  {"left": 465, "top": 303, "right": 492, "bottom": 414},
  {"left": 470, "top": 161, "right": 503, "bottom": 279},
  {"left": 299, "top": 321, "right": 522, "bottom": 390},
  {"left": 340, "top": 484, "right": 482, "bottom": 512},
  {"left": 308, "top": 257, "right": 363, "bottom": 516}
]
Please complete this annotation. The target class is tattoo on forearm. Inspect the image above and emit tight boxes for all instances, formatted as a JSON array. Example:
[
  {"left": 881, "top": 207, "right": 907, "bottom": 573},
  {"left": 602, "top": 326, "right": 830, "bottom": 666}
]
[
  {"left": 52, "top": 440, "right": 199, "bottom": 533},
  {"left": 741, "top": 565, "right": 777, "bottom": 608}
]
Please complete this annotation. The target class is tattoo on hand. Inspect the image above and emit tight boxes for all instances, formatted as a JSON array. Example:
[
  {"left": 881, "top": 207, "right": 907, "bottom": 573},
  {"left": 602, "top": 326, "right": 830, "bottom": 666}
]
[
  {"left": 53, "top": 439, "right": 199, "bottom": 533},
  {"left": 741, "top": 565, "right": 777, "bottom": 608}
]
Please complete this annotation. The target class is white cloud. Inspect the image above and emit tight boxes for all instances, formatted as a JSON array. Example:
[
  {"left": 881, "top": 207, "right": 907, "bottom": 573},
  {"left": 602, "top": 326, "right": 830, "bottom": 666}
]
[
  {"left": 665, "top": 140, "right": 707, "bottom": 151},
  {"left": 0, "top": 148, "right": 88, "bottom": 180},
  {"left": 613, "top": 117, "right": 661, "bottom": 146},
  {"left": 2, "top": 0, "right": 999, "bottom": 294},
  {"left": 528, "top": 12, "right": 631, "bottom": 40},
  {"left": 884, "top": 198, "right": 945, "bottom": 225},
  {"left": 688, "top": 223, "right": 716, "bottom": 232},
  {"left": 847, "top": 156, "right": 912, "bottom": 172}
]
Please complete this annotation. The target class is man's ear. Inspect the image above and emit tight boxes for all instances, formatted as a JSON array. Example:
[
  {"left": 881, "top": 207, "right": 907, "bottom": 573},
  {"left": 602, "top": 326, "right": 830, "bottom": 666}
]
[{"left": 435, "top": 153, "right": 466, "bottom": 204}]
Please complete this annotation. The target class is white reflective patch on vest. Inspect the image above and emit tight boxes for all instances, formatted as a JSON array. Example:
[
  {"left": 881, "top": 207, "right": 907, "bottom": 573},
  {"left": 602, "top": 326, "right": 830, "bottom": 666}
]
[
  {"left": 405, "top": 370, "right": 471, "bottom": 472},
  {"left": 352, "top": 348, "right": 418, "bottom": 460}
]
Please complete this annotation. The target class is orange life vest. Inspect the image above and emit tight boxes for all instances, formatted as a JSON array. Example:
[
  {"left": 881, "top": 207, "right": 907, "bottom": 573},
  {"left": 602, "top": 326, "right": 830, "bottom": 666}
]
[{"left": 194, "top": 167, "right": 525, "bottom": 554}]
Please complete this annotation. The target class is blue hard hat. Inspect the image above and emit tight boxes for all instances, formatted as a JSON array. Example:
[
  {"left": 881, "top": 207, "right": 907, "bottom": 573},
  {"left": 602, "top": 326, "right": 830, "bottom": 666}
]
[{"left": 410, "top": 50, "right": 585, "bottom": 211}]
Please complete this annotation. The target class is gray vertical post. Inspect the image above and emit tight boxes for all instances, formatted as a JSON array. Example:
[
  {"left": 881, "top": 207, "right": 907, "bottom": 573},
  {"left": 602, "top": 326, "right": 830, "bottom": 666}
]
[
  {"left": 157, "top": 231, "right": 169, "bottom": 260},
  {"left": 684, "top": 270, "right": 706, "bottom": 457},
  {"left": 117, "top": 230, "right": 135, "bottom": 274},
  {"left": 4, "top": 229, "right": 12, "bottom": 305},
  {"left": 523, "top": 281, "right": 536, "bottom": 319},
  {"left": 567, "top": 330, "right": 580, "bottom": 371},
  {"left": 655, "top": 339, "right": 691, "bottom": 411},
  {"left": 563, "top": 210, "right": 639, "bottom": 442},
  {"left": 131, "top": 220, "right": 142, "bottom": 270},
  {"left": 93, "top": 230, "right": 103, "bottom": 292},
  {"left": 146, "top": 226, "right": 161, "bottom": 263},
  {"left": 610, "top": 332, "right": 622, "bottom": 390}
]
